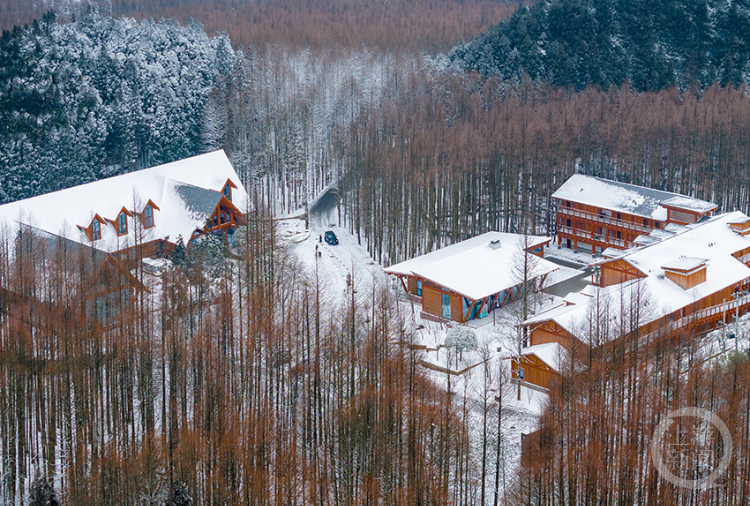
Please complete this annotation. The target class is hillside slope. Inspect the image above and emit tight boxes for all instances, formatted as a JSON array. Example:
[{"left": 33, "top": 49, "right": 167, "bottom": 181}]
[{"left": 451, "top": 0, "right": 750, "bottom": 91}]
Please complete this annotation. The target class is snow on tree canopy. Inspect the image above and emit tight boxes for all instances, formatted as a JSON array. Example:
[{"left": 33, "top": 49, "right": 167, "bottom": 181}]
[
  {"left": 445, "top": 326, "right": 478, "bottom": 353},
  {"left": 0, "top": 11, "right": 234, "bottom": 204}
]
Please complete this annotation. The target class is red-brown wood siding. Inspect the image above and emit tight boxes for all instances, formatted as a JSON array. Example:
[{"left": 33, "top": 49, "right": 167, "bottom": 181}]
[
  {"left": 598, "top": 258, "right": 646, "bottom": 287},
  {"left": 511, "top": 354, "right": 560, "bottom": 390}
]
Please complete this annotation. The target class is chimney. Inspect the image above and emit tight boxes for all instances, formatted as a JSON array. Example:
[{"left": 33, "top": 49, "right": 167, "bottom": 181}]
[{"left": 489, "top": 239, "right": 501, "bottom": 250}]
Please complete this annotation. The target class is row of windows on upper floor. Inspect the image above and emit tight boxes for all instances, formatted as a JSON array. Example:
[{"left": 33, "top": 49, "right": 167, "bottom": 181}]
[
  {"left": 89, "top": 202, "right": 157, "bottom": 241},
  {"left": 559, "top": 200, "right": 664, "bottom": 229},
  {"left": 85, "top": 180, "right": 236, "bottom": 242}
]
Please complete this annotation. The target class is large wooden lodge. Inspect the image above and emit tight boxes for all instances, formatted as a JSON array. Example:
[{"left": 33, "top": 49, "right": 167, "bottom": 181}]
[
  {"left": 525, "top": 211, "right": 750, "bottom": 366},
  {"left": 0, "top": 150, "right": 249, "bottom": 260},
  {"left": 0, "top": 150, "right": 250, "bottom": 322},
  {"left": 553, "top": 175, "right": 716, "bottom": 254}
]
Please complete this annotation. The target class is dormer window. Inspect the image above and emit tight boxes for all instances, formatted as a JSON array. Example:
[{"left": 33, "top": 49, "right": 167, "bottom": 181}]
[
  {"left": 118, "top": 212, "right": 128, "bottom": 235},
  {"left": 222, "top": 179, "right": 237, "bottom": 202},
  {"left": 92, "top": 219, "right": 101, "bottom": 241},
  {"left": 144, "top": 205, "right": 154, "bottom": 228},
  {"left": 139, "top": 200, "right": 160, "bottom": 229}
]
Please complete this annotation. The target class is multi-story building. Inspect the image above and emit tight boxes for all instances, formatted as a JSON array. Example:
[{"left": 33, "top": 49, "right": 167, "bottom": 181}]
[
  {"left": 525, "top": 211, "right": 750, "bottom": 356},
  {"left": 553, "top": 175, "right": 716, "bottom": 254},
  {"left": 0, "top": 149, "right": 249, "bottom": 259}
]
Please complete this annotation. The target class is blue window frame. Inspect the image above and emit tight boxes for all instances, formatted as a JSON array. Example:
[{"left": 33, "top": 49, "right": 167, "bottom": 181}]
[
  {"left": 144, "top": 205, "right": 154, "bottom": 228},
  {"left": 118, "top": 213, "right": 127, "bottom": 235},
  {"left": 91, "top": 220, "right": 101, "bottom": 240}
]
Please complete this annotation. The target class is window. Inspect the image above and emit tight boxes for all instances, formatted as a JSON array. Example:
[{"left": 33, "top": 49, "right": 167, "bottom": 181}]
[
  {"left": 144, "top": 205, "right": 154, "bottom": 228},
  {"left": 519, "top": 368, "right": 524, "bottom": 379},
  {"left": 442, "top": 293, "right": 451, "bottom": 319},
  {"left": 416, "top": 280, "right": 422, "bottom": 296},
  {"left": 223, "top": 183, "right": 232, "bottom": 201},
  {"left": 118, "top": 212, "right": 127, "bottom": 235},
  {"left": 92, "top": 220, "right": 101, "bottom": 241}
]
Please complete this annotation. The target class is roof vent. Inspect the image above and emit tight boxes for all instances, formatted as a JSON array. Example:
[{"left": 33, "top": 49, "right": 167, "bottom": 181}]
[{"left": 489, "top": 239, "right": 502, "bottom": 250}]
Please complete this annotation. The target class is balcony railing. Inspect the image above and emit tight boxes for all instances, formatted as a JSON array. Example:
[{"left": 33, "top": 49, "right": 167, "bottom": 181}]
[
  {"left": 644, "top": 292, "right": 750, "bottom": 341},
  {"left": 557, "top": 225, "right": 631, "bottom": 249},
  {"left": 557, "top": 205, "right": 653, "bottom": 234}
]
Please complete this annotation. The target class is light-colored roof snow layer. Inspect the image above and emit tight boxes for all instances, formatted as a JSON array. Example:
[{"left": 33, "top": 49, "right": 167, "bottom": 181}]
[
  {"left": 522, "top": 342, "right": 569, "bottom": 372},
  {"left": 525, "top": 211, "right": 750, "bottom": 344},
  {"left": 0, "top": 150, "right": 249, "bottom": 254},
  {"left": 661, "top": 196, "right": 717, "bottom": 213},
  {"left": 552, "top": 174, "right": 715, "bottom": 220},
  {"left": 661, "top": 256, "right": 708, "bottom": 272},
  {"left": 384, "top": 232, "right": 559, "bottom": 301}
]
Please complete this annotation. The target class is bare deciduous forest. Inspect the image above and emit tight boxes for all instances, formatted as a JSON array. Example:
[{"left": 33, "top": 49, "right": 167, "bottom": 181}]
[
  {"left": 512, "top": 312, "right": 750, "bottom": 504},
  {"left": 1, "top": 0, "right": 525, "bottom": 52},
  {"left": 2, "top": 0, "right": 750, "bottom": 504},
  {"left": 1, "top": 210, "right": 472, "bottom": 504},
  {"left": 339, "top": 81, "right": 750, "bottom": 265}
]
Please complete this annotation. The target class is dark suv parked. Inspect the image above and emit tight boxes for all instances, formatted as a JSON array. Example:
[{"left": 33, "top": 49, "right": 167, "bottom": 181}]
[{"left": 324, "top": 230, "right": 338, "bottom": 245}]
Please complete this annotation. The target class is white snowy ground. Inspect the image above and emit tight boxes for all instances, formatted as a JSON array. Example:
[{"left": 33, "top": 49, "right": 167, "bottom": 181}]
[
  {"left": 698, "top": 313, "right": 750, "bottom": 363},
  {"left": 546, "top": 243, "right": 599, "bottom": 267},
  {"left": 280, "top": 203, "right": 548, "bottom": 500},
  {"left": 280, "top": 214, "right": 388, "bottom": 301}
]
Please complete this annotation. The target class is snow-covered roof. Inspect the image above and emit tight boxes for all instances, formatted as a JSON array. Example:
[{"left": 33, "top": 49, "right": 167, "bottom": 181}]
[
  {"left": 525, "top": 211, "right": 750, "bottom": 343},
  {"left": 0, "top": 150, "right": 249, "bottom": 254},
  {"left": 522, "top": 342, "right": 569, "bottom": 372},
  {"left": 384, "top": 232, "right": 559, "bottom": 301},
  {"left": 634, "top": 235, "right": 659, "bottom": 246},
  {"left": 602, "top": 247, "right": 627, "bottom": 259},
  {"left": 552, "top": 174, "right": 715, "bottom": 220},
  {"left": 661, "top": 256, "right": 707, "bottom": 272},
  {"left": 661, "top": 196, "right": 717, "bottom": 213}
]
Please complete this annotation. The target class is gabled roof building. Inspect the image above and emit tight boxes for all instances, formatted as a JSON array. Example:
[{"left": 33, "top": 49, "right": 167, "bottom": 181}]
[
  {"left": 0, "top": 150, "right": 249, "bottom": 259},
  {"left": 525, "top": 211, "right": 750, "bottom": 354},
  {"left": 553, "top": 175, "right": 716, "bottom": 254},
  {"left": 385, "top": 232, "right": 559, "bottom": 323}
]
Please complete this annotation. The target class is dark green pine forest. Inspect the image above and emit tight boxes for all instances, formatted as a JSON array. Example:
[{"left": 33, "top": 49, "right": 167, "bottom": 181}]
[{"left": 452, "top": 0, "right": 750, "bottom": 91}]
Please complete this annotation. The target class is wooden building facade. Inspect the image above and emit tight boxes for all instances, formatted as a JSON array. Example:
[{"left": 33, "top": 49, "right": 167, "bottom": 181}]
[
  {"left": 385, "top": 233, "right": 559, "bottom": 324},
  {"left": 553, "top": 175, "right": 716, "bottom": 254},
  {"left": 0, "top": 150, "right": 250, "bottom": 264},
  {"left": 520, "top": 211, "right": 750, "bottom": 388},
  {"left": 510, "top": 343, "right": 565, "bottom": 391}
]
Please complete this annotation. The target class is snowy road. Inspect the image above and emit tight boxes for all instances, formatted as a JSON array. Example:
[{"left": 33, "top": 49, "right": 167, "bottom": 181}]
[{"left": 280, "top": 191, "right": 389, "bottom": 304}]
